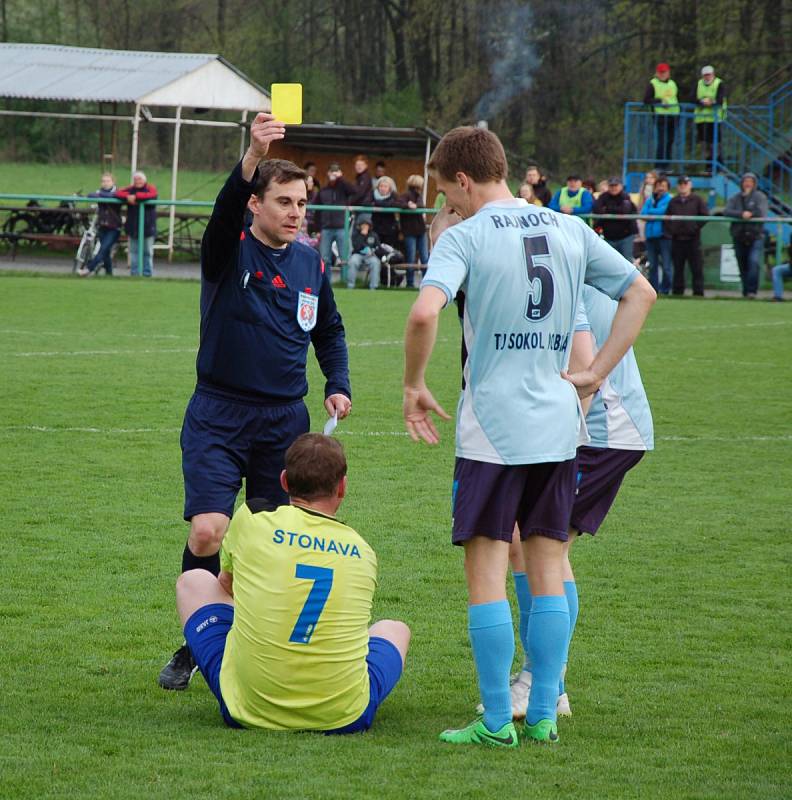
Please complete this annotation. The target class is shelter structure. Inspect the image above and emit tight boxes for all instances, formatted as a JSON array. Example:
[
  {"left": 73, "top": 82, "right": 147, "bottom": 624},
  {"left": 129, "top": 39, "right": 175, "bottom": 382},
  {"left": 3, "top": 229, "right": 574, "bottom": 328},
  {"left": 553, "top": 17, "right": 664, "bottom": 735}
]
[
  {"left": 269, "top": 124, "right": 442, "bottom": 204},
  {"left": 0, "top": 43, "right": 270, "bottom": 256}
]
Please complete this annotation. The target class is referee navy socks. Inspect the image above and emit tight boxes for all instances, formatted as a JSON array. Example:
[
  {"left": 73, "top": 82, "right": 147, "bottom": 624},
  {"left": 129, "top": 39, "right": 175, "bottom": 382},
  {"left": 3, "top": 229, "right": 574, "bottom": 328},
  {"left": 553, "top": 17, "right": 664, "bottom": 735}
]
[
  {"left": 526, "top": 595, "right": 570, "bottom": 725},
  {"left": 468, "top": 600, "right": 514, "bottom": 733},
  {"left": 181, "top": 542, "right": 220, "bottom": 577}
]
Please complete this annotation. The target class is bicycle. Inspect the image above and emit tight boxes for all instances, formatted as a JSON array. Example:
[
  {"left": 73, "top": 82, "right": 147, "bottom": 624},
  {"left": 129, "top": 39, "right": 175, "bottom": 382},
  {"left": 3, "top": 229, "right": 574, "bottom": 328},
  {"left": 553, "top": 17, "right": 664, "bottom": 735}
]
[{"left": 73, "top": 206, "right": 100, "bottom": 273}]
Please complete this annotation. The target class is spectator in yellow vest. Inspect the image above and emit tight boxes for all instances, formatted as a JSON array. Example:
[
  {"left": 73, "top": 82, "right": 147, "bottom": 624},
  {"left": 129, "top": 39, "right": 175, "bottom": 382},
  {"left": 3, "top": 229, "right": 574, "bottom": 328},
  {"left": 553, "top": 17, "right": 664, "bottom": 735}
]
[
  {"left": 548, "top": 175, "right": 593, "bottom": 216},
  {"left": 643, "top": 62, "right": 679, "bottom": 168},
  {"left": 694, "top": 66, "right": 726, "bottom": 167}
]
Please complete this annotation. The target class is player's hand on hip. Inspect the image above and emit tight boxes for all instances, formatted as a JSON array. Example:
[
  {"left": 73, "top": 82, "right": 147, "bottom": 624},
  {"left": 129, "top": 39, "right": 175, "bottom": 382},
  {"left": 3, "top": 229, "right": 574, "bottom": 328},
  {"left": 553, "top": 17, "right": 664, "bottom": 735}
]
[
  {"left": 248, "top": 112, "right": 286, "bottom": 160},
  {"left": 403, "top": 386, "right": 451, "bottom": 445},
  {"left": 325, "top": 393, "right": 352, "bottom": 419},
  {"left": 562, "top": 368, "right": 603, "bottom": 400}
]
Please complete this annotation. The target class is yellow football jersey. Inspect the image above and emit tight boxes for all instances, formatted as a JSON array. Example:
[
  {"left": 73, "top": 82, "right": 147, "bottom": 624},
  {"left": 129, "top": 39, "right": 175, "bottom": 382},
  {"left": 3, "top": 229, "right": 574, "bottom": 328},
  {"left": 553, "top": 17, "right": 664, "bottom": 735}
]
[{"left": 218, "top": 501, "right": 377, "bottom": 730}]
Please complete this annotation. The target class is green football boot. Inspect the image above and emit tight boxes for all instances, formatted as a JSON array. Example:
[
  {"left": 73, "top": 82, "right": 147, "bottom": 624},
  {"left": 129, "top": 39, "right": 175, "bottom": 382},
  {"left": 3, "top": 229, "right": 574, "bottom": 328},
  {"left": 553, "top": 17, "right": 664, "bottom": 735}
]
[
  {"left": 523, "top": 718, "right": 559, "bottom": 744},
  {"left": 439, "top": 717, "right": 519, "bottom": 748}
]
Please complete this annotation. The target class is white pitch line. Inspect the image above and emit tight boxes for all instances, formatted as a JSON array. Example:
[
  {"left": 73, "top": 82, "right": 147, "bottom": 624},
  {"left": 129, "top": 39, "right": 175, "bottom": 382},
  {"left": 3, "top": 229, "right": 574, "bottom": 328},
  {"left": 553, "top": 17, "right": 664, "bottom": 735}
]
[
  {"left": 0, "top": 328, "right": 186, "bottom": 340},
  {"left": 644, "top": 320, "right": 792, "bottom": 334},
  {"left": 3, "top": 425, "right": 790, "bottom": 444},
  {"left": 10, "top": 348, "right": 197, "bottom": 357}
]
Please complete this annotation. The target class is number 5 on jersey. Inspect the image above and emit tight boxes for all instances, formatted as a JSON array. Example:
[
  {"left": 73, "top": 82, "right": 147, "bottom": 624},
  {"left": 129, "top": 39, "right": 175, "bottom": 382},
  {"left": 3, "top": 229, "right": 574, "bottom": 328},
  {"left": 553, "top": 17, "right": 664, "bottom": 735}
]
[
  {"left": 289, "top": 564, "right": 334, "bottom": 644},
  {"left": 523, "top": 234, "right": 554, "bottom": 322}
]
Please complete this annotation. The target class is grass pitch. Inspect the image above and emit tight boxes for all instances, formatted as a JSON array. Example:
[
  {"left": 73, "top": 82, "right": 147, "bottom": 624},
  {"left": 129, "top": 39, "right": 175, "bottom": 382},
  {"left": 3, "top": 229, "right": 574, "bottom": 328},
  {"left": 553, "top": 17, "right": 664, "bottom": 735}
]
[{"left": 0, "top": 275, "right": 790, "bottom": 799}]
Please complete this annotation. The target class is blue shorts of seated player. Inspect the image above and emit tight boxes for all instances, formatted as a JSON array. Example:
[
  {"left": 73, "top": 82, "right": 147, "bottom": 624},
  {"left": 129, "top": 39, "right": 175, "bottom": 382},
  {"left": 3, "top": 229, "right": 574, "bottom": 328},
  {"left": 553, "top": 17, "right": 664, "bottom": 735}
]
[
  {"left": 571, "top": 446, "right": 645, "bottom": 535},
  {"left": 183, "top": 603, "right": 403, "bottom": 733}
]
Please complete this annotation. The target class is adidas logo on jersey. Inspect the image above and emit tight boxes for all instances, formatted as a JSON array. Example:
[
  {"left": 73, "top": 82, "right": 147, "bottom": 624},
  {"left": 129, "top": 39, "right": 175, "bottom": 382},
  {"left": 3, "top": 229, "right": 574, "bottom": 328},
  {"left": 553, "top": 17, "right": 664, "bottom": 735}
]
[{"left": 272, "top": 275, "right": 286, "bottom": 288}]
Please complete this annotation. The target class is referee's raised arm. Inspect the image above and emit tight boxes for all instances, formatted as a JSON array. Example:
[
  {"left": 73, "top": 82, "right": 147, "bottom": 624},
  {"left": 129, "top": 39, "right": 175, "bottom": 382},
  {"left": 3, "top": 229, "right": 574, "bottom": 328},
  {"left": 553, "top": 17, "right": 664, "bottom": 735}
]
[{"left": 201, "top": 114, "right": 286, "bottom": 282}]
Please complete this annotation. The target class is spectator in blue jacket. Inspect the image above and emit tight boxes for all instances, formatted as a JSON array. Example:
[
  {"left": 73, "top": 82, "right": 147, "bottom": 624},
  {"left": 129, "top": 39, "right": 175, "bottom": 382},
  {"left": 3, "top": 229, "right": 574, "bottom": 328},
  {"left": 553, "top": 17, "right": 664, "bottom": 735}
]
[
  {"left": 79, "top": 172, "right": 122, "bottom": 276},
  {"left": 641, "top": 175, "right": 673, "bottom": 294},
  {"left": 116, "top": 171, "right": 158, "bottom": 277},
  {"left": 548, "top": 175, "right": 594, "bottom": 217}
]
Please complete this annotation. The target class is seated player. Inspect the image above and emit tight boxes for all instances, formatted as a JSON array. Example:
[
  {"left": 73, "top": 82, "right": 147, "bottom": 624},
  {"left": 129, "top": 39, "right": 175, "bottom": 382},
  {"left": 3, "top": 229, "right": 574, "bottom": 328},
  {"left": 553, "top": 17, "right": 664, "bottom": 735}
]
[
  {"left": 175, "top": 433, "right": 410, "bottom": 732},
  {"left": 505, "top": 284, "right": 654, "bottom": 719}
]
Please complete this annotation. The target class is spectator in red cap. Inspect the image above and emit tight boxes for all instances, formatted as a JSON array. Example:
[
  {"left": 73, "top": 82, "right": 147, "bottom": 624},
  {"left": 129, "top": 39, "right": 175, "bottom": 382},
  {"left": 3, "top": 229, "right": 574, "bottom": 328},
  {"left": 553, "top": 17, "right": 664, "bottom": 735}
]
[{"left": 643, "top": 62, "right": 680, "bottom": 168}]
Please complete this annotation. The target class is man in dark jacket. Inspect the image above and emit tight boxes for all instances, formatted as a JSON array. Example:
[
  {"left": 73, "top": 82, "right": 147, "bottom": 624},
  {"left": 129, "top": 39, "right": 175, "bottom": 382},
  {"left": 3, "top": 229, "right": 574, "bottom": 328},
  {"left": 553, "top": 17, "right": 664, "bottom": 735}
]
[
  {"left": 724, "top": 172, "right": 769, "bottom": 298},
  {"left": 349, "top": 155, "right": 374, "bottom": 225},
  {"left": 315, "top": 163, "right": 355, "bottom": 268},
  {"left": 667, "top": 176, "right": 709, "bottom": 296},
  {"left": 592, "top": 177, "right": 638, "bottom": 260},
  {"left": 159, "top": 112, "right": 352, "bottom": 691},
  {"left": 79, "top": 172, "right": 123, "bottom": 276},
  {"left": 116, "top": 171, "right": 157, "bottom": 276},
  {"left": 524, "top": 164, "right": 552, "bottom": 206}
]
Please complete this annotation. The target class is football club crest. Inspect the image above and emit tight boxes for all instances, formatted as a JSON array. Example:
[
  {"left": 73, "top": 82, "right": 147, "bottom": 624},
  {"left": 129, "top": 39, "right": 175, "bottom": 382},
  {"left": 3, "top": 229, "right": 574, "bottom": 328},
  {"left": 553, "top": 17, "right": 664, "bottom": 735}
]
[{"left": 297, "top": 290, "right": 318, "bottom": 332}]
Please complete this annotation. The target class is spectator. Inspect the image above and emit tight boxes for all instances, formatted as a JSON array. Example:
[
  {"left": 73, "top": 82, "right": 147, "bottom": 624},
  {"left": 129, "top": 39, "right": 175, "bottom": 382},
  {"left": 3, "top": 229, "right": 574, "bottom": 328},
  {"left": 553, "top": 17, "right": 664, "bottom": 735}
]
[
  {"left": 595, "top": 179, "right": 610, "bottom": 197},
  {"left": 633, "top": 170, "right": 658, "bottom": 246},
  {"left": 724, "top": 172, "right": 768, "bottom": 299},
  {"left": 523, "top": 163, "right": 552, "bottom": 206},
  {"left": 304, "top": 174, "right": 319, "bottom": 235},
  {"left": 548, "top": 174, "right": 594, "bottom": 217},
  {"left": 400, "top": 174, "right": 429, "bottom": 288},
  {"left": 295, "top": 218, "right": 319, "bottom": 251},
  {"left": 667, "top": 176, "right": 709, "bottom": 296},
  {"left": 517, "top": 182, "right": 542, "bottom": 205},
  {"left": 315, "top": 162, "right": 355, "bottom": 269},
  {"left": 349, "top": 154, "right": 374, "bottom": 225},
  {"left": 641, "top": 174, "right": 673, "bottom": 294},
  {"left": 694, "top": 65, "right": 726, "bottom": 165},
  {"left": 582, "top": 178, "right": 597, "bottom": 197},
  {"left": 303, "top": 161, "right": 320, "bottom": 189},
  {"left": 374, "top": 161, "right": 387, "bottom": 181},
  {"left": 593, "top": 176, "right": 638, "bottom": 260},
  {"left": 78, "top": 172, "right": 122, "bottom": 277},
  {"left": 347, "top": 220, "right": 381, "bottom": 290},
  {"left": 372, "top": 176, "right": 404, "bottom": 250},
  {"left": 771, "top": 244, "right": 791, "bottom": 302},
  {"left": 643, "top": 62, "right": 679, "bottom": 167},
  {"left": 116, "top": 171, "right": 158, "bottom": 277}
]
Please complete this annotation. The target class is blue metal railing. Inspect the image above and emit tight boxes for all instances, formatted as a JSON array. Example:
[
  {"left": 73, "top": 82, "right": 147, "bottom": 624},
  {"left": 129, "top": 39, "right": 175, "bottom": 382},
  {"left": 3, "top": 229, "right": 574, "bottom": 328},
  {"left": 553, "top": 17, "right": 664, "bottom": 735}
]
[{"left": 623, "top": 102, "right": 791, "bottom": 215}]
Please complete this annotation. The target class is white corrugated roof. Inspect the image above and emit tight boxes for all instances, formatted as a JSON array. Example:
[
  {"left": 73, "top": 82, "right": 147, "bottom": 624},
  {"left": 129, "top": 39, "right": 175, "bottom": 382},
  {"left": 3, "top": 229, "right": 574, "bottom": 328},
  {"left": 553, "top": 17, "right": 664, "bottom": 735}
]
[{"left": 0, "top": 43, "right": 269, "bottom": 110}]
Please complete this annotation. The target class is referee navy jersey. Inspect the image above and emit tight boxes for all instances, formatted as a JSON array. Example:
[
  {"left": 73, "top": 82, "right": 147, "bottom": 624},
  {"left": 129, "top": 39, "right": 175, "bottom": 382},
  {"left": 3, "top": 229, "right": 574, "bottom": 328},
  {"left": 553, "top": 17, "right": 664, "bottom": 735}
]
[
  {"left": 576, "top": 285, "right": 654, "bottom": 451},
  {"left": 423, "top": 198, "right": 639, "bottom": 466},
  {"left": 196, "top": 162, "right": 350, "bottom": 404},
  {"left": 219, "top": 501, "right": 377, "bottom": 730}
]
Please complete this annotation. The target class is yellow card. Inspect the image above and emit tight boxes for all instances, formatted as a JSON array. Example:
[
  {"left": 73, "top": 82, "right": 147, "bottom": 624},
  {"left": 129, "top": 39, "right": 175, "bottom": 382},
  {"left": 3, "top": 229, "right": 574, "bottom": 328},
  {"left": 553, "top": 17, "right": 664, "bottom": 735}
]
[{"left": 271, "top": 83, "right": 303, "bottom": 124}]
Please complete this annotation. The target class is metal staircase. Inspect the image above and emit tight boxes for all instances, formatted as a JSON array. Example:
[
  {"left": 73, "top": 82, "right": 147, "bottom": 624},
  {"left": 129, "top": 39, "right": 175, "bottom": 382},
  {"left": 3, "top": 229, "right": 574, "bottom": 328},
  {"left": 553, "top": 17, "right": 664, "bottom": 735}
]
[{"left": 622, "top": 73, "right": 792, "bottom": 223}]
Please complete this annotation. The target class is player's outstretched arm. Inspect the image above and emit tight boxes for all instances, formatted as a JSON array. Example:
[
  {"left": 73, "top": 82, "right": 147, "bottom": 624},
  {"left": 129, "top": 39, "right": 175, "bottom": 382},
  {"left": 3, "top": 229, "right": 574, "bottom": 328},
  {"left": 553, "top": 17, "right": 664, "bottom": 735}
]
[
  {"left": 564, "top": 275, "right": 655, "bottom": 399},
  {"left": 403, "top": 286, "right": 451, "bottom": 444}
]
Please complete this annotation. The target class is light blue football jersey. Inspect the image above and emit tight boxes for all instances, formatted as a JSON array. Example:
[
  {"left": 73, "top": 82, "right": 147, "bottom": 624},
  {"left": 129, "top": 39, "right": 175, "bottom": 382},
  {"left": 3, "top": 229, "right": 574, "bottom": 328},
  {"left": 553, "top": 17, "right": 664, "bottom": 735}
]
[
  {"left": 577, "top": 285, "right": 654, "bottom": 450},
  {"left": 423, "top": 198, "right": 639, "bottom": 465}
]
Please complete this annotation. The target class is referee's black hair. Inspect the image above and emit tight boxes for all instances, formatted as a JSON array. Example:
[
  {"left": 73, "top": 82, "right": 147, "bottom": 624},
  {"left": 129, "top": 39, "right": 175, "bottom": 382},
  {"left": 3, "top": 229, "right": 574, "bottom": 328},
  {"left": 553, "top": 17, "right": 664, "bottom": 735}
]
[{"left": 253, "top": 159, "right": 308, "bottom": 198}]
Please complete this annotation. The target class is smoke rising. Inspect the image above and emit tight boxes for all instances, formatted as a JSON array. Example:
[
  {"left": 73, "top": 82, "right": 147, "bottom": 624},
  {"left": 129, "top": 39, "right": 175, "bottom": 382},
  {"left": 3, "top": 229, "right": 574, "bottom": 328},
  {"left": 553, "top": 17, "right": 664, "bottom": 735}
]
[{"left": 474, "top": 3, "right": 538, "bottom": 122}]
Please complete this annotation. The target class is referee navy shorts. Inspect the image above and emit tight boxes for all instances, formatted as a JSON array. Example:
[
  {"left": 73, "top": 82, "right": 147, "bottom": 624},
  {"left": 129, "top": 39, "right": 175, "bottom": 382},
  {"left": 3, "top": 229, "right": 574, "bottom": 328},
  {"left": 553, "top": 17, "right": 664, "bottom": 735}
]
[
  {"left": 180, "top": 388, "right": 310, "bottom": 520},
  {"left": 451, "top": 456, "right": 578, "bottom": 545},
  {"left": 571, "top": 445, "right": 645, "bottom": 535},
  {"left": 184, "top": 604, "right": 403, "bottom": 732}
]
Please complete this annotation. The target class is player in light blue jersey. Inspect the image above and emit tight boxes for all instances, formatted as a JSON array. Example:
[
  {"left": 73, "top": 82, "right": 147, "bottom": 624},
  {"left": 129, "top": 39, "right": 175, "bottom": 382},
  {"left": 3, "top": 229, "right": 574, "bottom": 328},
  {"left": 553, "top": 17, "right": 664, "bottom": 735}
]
[
  {"left": 507, "top": 285, "right": 654, "bottom": 720},
  {"left": 403, "top": 126, "right": 655, "bottom": 747}
]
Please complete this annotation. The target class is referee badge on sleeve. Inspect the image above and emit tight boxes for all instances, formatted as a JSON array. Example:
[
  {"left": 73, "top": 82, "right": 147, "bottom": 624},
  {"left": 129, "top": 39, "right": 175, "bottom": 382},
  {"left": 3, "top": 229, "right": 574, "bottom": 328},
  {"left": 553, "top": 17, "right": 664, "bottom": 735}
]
[{"left": 297, "top": 291, "right": 318, "bottom": 332}]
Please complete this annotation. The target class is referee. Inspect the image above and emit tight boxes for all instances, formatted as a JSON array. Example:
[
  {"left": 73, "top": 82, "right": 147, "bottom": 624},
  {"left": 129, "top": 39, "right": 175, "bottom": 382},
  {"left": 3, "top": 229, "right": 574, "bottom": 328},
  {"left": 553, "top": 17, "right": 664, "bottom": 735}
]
[{"left": 159, "top": 113, "right": 352, "bottom": 689}]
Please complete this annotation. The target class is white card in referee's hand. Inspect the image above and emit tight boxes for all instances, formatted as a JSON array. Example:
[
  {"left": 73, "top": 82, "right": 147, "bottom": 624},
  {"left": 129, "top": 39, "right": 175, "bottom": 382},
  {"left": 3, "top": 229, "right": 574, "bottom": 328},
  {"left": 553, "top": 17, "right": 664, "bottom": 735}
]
[{"left": 323, "top": 412, "right": 338, "bottom": 436}]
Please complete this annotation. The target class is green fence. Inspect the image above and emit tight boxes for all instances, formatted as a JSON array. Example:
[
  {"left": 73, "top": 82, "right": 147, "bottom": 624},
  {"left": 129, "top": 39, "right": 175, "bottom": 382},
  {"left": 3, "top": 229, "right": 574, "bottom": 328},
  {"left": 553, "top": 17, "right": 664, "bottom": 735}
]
[{"left": 1, "top": 193, "right": 789, "bottom": 292}]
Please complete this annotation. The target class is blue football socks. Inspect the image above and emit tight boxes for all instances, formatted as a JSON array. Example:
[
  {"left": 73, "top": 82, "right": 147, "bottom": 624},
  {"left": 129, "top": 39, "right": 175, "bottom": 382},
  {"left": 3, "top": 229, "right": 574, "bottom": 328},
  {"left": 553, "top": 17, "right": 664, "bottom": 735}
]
[
  {"left": 468, "top": 600, "right": 514, "bottom": 733},
  {"left": 526, "top": 595, "right": 569, "bottom": 725},
  {"left": 560, "top": 580, "right": 579, "bottom": 694},
  {"left": 512, "top": 571, "right": 532, "bottom": 670}
]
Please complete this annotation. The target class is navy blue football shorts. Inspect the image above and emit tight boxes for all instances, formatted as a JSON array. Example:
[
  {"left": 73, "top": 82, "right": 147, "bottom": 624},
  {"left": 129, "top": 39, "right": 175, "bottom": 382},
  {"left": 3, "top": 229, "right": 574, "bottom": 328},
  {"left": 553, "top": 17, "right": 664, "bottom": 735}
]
[
  {"left": 571, "top": 445, "right": 645, "bottom": 535},
  {"left": 184, "top": 603, "right": 403, "bottom": 733},
  {"left": 181, "top": 389, "right": 310, "bottom": 520},
  {"left": 451, "top": 457, "right": 578, "bottom": 545}
]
